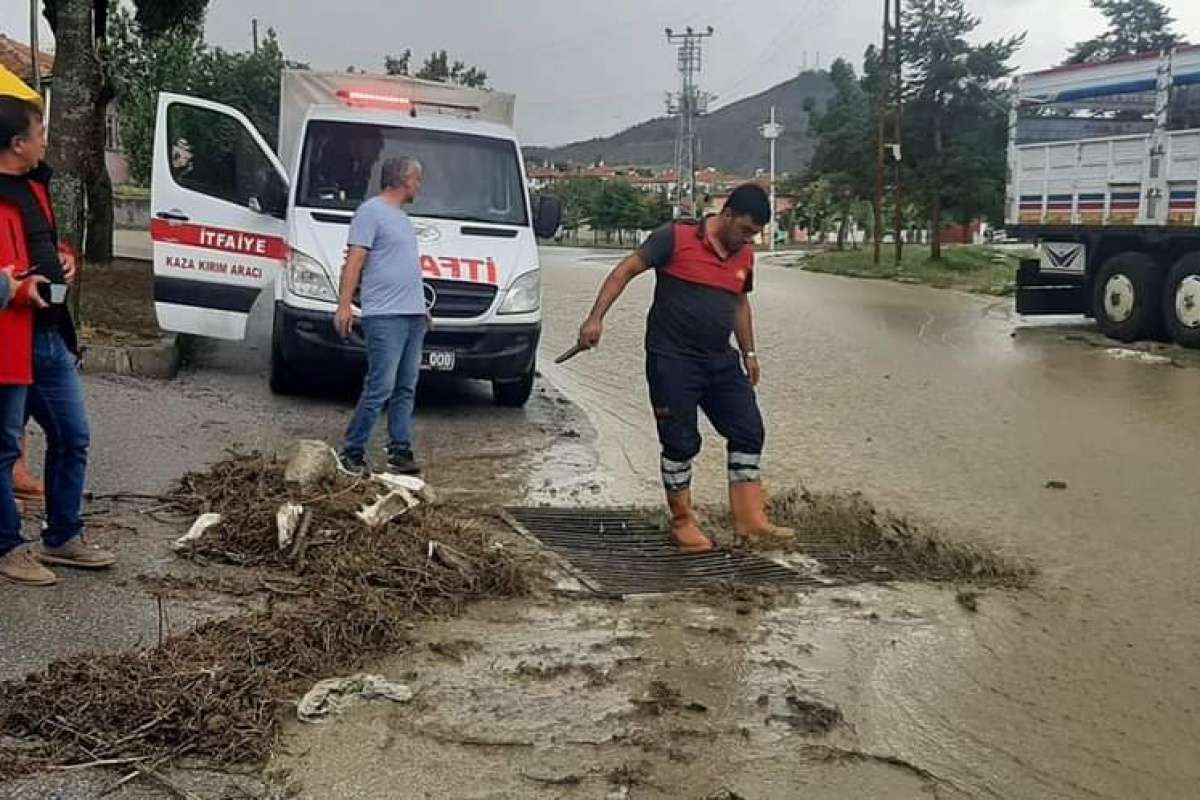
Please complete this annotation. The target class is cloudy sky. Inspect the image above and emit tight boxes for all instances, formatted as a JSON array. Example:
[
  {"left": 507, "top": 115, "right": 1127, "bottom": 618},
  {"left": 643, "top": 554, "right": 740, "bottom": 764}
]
[{"left": 5, "top": 1, "right": 1200, "bottom": 146}]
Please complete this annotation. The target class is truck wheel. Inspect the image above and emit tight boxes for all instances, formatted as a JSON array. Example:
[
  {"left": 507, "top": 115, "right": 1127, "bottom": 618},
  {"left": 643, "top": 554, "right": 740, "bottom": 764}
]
[
  {"left": 269, "top": 335, "right": 302, "bottom": 395},
  {"left": 493, "top": 366, "right": 535, "bottom": 408},
  {"left": 1163, "top": 252, "right": 1200, "bottom": 348},
  {"left": 1092, "top": 252, "right": 1162, "bottom": 343}
]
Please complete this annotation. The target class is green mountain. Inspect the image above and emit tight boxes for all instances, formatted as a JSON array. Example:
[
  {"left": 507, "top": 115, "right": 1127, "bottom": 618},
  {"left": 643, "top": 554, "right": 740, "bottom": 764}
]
[{"left": 524, "top": 71, "right": 837, "bottom": 175}]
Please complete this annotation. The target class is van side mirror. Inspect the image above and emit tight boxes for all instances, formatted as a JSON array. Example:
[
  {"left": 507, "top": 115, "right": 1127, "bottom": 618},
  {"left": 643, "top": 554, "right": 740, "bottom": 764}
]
[{"left": 533, "top": 195, "right": 562, "bottom": 239}]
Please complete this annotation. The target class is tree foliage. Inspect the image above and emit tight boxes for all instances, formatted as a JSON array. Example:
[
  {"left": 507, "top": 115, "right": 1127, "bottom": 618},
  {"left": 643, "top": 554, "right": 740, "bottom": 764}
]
[
  {"left": 1067, "top": 0, "right": 1187, "bottom": 65},
  {"left": 107, "top": 11, "right": 303, "bottom": 185},
  {"left": 383, "top": 48, "right": 488, "bottom": 87},
  {"left": 901, "top": 0, "right": 1022, "bottom": 258}
]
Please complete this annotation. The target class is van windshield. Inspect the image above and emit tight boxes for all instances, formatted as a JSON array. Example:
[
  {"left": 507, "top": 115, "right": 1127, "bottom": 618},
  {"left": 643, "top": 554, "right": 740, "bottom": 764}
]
[{"left": 297, "top": 120, "right": 528, "bottom": 225}]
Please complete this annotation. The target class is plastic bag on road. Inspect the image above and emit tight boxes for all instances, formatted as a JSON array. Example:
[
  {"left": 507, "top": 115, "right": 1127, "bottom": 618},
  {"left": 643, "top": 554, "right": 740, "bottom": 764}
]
[{"left": 297, "top": 673, "right": 415, "bottom": 724}]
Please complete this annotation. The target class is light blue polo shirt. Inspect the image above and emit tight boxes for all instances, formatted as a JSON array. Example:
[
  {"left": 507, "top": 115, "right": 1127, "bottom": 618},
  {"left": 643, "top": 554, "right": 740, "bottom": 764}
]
[{"left": 347, "top": 196, "right": 425, "bottom": 317}]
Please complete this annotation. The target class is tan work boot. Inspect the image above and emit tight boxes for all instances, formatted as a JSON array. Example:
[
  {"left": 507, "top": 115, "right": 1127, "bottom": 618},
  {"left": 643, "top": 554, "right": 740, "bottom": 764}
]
[
  {"left": 13, "top": 437, "right": 44, "bottom": 506},
  {"left": 37, "top": 536, "right": 116, "bottom": 570},
  {"left": 667, "top": 489, "right": 715, "bottom": 554},
  {"left": 730, "top": 481, "right": 795, "bottom": 543},
  {"left": 0, "top": 545, "right": 59, "bottom": 586}
]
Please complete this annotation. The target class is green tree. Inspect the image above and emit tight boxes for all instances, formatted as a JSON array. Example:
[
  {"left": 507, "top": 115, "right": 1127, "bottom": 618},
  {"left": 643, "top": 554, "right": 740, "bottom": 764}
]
[
  {"left": 42, "top": 0, "right": 210, "bottom": 262},
  {"left": 384, "top": 50, "right": 412, "bottom": 76},
  {"left": 805, "top": 57, "right": 875, "bottom": 250},
  {"left": 108, "top": 13, "right": 302, "bottom": 186},
  {"left": 902, "top": 0, "right": 1023, "bottom": 259},
  {"left": 591, "top": 180, "right": 643, "bottom": 245},
  {"left": 543, "top": 177, "right": 603, "bottom": 241},
  {"left": 385, "top": 49, "right": 488, "bottom": 87},
  {"left": 1067, "top": 0, "right": 1187, "bottom": 64}
]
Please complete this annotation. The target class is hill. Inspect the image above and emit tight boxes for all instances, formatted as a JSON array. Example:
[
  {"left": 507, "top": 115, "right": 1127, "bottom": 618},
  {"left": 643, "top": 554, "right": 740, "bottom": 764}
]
[{"left": 524, "top": 70, "right": 836, "bottom": 175}]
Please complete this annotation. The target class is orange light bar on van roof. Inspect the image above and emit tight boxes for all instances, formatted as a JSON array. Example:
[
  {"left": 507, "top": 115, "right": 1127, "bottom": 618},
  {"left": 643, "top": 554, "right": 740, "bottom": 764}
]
[{"left": 335, "top": 89, "right": 413, "bottom": 110}]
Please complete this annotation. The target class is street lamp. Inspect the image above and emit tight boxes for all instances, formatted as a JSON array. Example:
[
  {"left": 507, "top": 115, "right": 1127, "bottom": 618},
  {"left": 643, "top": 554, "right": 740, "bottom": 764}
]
[{"left": 758, "top": 106, "right": 784, "bottom": 251}]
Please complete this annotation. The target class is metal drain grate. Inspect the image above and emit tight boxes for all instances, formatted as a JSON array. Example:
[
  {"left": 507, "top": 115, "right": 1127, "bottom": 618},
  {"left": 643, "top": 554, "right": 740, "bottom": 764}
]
[{"left": 503, "top": 507, "right": 811, "bottom": 596}]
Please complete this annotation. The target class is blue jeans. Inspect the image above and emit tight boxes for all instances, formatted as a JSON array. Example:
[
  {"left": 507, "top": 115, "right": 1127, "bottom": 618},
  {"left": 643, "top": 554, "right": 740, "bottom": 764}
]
[
  {"left": 26, "top": 329, "right": 90, "bottom": 548},
  {"left": 343, "top": 314, "right": 425, "bottom": 457},
  {"left": 0, "top": 383, "right": 27, "bottom": 558}
]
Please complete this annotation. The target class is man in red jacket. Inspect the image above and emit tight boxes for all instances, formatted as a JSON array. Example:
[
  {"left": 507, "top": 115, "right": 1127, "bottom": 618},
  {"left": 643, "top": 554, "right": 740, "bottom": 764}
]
[{"left": 0, "top": 96, "right": 112, "bottom": 586}]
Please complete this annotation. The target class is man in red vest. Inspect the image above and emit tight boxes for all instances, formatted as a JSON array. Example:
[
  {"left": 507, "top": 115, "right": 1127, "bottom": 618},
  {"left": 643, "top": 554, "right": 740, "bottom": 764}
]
[
  {"left": 0, "top": 96, "right": 113, "bottom": 586},
  {"left": 576, "top": 184, "right": 794, "bottom": 553}
]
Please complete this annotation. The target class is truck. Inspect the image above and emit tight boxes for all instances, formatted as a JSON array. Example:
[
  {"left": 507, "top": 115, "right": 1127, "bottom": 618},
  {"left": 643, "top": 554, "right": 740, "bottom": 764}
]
[
  {"left": 149, "top": 70, "right": 561, "bottom": 406},
  {"left": 1010, "top": 46, "right": 1200, "bottom": 346}
]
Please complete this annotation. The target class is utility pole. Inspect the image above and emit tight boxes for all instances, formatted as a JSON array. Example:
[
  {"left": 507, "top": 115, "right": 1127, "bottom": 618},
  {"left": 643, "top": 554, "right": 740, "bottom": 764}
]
[
  {"left": 665, "top": 25, "right": 715, "bottom": 217},
  {"left": 29, "top": 0, "right": 41, "bottom": 94},
  {"left": 891, "top": 0, "right": 904, "bottom": 266},
  {"left": 759, "top": 106, "right": 783, "bottom": 251},
  {"left": 873, "top": 0, "right": 890, "bottom": 265},
  {"left": 252, "top": 18, "right": 260, "bottom": 54}
]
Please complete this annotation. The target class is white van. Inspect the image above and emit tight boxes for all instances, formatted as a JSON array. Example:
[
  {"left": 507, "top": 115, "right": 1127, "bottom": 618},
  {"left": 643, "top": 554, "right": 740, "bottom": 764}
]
[{"left": 149, "top": 70, "right": 561, "bottom": 406}]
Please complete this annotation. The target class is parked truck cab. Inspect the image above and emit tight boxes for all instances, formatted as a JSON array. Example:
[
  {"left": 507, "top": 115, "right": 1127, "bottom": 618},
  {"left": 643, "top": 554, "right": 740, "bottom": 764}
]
[
  {"left": 1010, "top": 46, "right": 1200, "bottom": 347},
  {"left": 149, "top": 71, "right": 561, "bottom": 405}
]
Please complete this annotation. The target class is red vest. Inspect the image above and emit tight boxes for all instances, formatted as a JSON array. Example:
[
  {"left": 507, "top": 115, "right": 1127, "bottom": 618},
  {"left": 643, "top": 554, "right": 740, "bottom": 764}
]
[
  {"left": 662, "top": 219, "right": 754, "bottom": 294},
  {"left": 0, "top": 179, "right": 55, "bottom": 385}
]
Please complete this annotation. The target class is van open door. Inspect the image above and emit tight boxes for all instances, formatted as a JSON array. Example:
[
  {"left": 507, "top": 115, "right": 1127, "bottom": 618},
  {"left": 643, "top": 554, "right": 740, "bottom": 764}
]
[{"left": 150, "top": 92, "right": 289, "bottom": 340}]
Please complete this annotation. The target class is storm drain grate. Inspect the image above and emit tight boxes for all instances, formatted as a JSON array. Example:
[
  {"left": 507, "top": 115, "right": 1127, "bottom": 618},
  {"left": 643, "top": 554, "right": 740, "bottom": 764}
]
[{"left": 503, "top": 507, "right": 813, "bottom": 596}]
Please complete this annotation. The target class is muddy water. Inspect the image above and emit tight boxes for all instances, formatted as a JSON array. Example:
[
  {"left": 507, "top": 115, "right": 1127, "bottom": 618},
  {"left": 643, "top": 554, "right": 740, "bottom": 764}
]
[
  {"left": 280, "top": 589, "right": 960, "bottom": 800},
  {"left": 535, "top": 250, "right": 1200, "bottom": 799}
]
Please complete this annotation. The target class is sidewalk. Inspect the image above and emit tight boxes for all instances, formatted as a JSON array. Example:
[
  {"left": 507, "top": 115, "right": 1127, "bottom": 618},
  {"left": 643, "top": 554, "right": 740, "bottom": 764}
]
[{"left": 114, "top": 228, "right": 151, "bottom": 261}]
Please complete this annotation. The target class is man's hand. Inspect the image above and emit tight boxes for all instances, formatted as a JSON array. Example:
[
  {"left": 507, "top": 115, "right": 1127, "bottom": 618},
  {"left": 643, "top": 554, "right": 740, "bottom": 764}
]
[
  {"left": 333, "top": 303, "right": 355, "bottom": 339},
  {"left": 59, "top": 250, "right": 78, "bottom": 286},
  {"left": 3, "top": 270, "right": 18, "bottom": 305},
  {"left": 578, "top": 316, "right": 603, "bottom": 350},
  {"left": 743, "top": 353, "right": 761, "bottom": 386}
]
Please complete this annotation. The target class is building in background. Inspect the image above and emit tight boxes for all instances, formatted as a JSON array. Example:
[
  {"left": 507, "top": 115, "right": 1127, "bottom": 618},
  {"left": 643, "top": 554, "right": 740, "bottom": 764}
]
[{"left": 0, "top": 32, "right": 128, "bottom": 185}]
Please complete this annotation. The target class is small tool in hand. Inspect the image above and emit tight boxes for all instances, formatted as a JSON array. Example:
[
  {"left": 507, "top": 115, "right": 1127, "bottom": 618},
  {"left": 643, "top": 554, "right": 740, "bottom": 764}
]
[{"left": 554, "top": 343, "right": 588, "bottom": 364}]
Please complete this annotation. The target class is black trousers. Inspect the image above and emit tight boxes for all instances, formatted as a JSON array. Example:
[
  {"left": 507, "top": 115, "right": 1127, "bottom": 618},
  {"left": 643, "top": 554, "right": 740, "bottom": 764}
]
[{"left": 646, "top": 350, "right": 765, "bottom": 491}]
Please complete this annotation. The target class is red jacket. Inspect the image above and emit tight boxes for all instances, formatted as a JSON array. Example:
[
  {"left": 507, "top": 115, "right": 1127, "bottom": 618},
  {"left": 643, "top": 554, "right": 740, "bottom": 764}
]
[{"left": 0, "top": 178, "right": 56, "bottom": 385}]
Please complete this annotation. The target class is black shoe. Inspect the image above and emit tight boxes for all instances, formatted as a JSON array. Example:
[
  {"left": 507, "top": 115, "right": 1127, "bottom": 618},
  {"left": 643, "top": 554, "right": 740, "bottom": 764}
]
[
  {"left": 386, "top": 450, "right": 421, "bottom": 476},
  {"left": 338, "top": 450, "right": 370, "bottom": 476}
]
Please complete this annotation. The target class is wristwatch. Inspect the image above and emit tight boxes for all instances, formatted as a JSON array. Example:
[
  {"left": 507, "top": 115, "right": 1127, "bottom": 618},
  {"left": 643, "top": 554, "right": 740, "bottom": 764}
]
[{"left": 742, "top": 350, "right": 757, "bottom": 359}]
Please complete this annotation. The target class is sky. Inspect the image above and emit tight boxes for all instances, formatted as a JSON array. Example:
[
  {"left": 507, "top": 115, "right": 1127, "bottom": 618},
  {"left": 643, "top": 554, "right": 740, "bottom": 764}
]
[{"left": 3, "top": 0, "right": 1200, "bottom": 146}]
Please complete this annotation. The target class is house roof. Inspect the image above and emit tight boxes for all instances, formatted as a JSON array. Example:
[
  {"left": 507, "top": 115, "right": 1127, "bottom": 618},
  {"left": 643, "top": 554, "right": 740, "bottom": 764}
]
[{"left": 0, "top": 34, "right": 54, "bottom": 83}]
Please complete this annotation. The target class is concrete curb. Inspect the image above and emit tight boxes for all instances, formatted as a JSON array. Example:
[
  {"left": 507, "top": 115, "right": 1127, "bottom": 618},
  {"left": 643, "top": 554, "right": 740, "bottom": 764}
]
[{"left": 81, "top": 334, "right": 182, "bottom": 380}]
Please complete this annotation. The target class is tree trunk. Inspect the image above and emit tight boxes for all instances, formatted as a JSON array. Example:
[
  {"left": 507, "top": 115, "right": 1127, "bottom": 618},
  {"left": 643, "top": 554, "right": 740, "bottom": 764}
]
[
  {"left": 930, "top": 194, "right": 943, "bottom": 261},
  {"left": 836, "top": 215, "right": 848, "bottom": 251},
  {"left": 930, "top": 104, "right": 945, "bottom": 261},
  {"left": 45, "top": 0, "right": 105, "bottom": 259},
  {"left": 85, "top": 88, "right": 115, "bottom": 263}
]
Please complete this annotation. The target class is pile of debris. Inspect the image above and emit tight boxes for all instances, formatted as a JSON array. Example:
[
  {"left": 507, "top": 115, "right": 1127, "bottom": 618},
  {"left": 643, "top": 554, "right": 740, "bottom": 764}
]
[
  {"left": 0, "top": 445, "right": 533, "bottom": 780},
  {"left": 707, "top": 488, "right": 1034, "bottom": 587}
]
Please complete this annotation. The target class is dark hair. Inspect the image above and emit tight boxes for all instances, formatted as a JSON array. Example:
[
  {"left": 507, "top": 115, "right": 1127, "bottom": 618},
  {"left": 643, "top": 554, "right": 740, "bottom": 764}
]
[
  {"left": 723, "top": 183, "right": 771, "bottom": 225},
  {"left": 0, "top": 96, "right": 42, "bottom": 154}
]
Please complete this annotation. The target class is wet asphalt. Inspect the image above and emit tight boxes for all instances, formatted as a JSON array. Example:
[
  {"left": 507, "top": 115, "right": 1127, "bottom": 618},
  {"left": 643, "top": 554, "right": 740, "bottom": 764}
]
[{"left": 3, "top": 243, "right": 1199, "bottom": 798}]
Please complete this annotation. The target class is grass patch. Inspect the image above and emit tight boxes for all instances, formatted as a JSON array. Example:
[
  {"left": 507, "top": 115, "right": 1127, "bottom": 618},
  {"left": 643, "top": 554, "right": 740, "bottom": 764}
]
[
  {"left": 77, "top": 258, "right": 161, "bottom": 347},
  {"left": 800, "top": 245, "right": 1035, "bottom": 296}
]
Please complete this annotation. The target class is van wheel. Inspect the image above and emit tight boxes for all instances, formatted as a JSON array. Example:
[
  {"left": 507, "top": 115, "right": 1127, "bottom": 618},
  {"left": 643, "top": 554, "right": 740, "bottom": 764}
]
[
  {"left": 1092, "top": 252, "right": 1162, "bottom": 342},
  {"left": 269, "top": 336, "right": 302, "bottom": 395},
  {"left": 1163, "top": 252, "right": 1200, "bottom": 348},
  {"left": 493, "top": 366, "right": 535, "bottom": 407}
]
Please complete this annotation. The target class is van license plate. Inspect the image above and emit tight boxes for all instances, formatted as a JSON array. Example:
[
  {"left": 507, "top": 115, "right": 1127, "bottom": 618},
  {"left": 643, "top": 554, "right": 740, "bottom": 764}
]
[{"left": 423, "top": 351, "right": 456, "bottom": 372}]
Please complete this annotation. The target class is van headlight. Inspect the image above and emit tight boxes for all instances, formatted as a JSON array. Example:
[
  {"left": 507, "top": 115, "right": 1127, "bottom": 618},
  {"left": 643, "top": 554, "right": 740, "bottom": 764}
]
[
  {"left": 287, "top": 250, "right": 338, "bottom": 303},
  {"left": 498, "top": 270, "right": 541, "bottom": 315}
]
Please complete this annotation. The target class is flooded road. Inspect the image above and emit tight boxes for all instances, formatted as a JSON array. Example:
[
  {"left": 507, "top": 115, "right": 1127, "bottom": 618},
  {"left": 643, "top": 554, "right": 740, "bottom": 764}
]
[{"left": 536, "top": 248, "right": 1200, "bottom": 799}]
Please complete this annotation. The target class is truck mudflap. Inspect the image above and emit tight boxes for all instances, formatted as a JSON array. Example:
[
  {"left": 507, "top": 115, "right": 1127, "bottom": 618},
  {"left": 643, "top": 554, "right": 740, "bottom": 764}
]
[{"left": 1015, "top": 259, "right": 1089, "bottom": 315}]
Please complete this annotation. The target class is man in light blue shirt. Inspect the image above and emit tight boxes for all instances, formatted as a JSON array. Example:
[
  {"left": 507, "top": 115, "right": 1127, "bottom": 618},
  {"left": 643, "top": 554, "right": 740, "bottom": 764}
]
[{"left": 334, "top": 156, "right": 426, "bottom": 475}]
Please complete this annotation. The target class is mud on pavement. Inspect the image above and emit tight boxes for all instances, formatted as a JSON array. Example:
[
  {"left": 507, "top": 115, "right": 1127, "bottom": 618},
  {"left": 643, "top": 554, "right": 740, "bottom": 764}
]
[{"left": 0, "top": 442, "right": 1031, "bottom": 799}]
